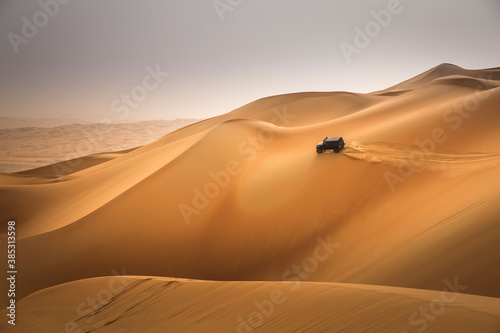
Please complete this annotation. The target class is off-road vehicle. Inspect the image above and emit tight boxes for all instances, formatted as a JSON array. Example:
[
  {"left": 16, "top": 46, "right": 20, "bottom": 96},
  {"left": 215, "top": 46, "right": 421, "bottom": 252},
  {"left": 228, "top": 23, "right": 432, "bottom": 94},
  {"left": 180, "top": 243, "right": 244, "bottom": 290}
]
[{"left": 316, "top": 137, "right": 345, "bottom": 154}]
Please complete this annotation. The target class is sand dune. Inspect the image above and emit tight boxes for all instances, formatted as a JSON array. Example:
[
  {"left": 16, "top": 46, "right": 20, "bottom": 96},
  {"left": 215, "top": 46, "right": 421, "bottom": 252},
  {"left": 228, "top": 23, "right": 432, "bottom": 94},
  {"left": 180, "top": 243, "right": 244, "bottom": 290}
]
[
  {"left": 0, "top": 117, "right": 90, "bottom": 130},
  {"left": 1, "top": 64, "right": 500, "bottom": 331},
  {"left": 2, "top": 277, "right": 500, "bottom": 333},
  {"left": 0, "top": 119, "right": 201, "bottom": 173},
  {"left": 343, "top": 141, "right": 500, "bottom": 175},
  {"left": 376, "top": 63, "right": 500, "bottom": 93}
]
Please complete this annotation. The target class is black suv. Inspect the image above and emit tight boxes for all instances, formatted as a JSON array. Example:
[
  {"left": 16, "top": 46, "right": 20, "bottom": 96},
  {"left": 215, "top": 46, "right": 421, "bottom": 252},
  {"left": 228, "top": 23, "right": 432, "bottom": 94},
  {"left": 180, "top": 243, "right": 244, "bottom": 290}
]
[{"left": 316, "top": 137, "right": 345, "bottom": 154}]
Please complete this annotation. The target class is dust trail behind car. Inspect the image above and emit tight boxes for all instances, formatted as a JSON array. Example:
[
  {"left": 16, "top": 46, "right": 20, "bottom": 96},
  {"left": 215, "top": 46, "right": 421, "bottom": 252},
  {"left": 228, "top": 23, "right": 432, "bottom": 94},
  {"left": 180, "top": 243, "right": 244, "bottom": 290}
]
[{"left": 342, "top": 141, "right": 500, "bottom": 177}]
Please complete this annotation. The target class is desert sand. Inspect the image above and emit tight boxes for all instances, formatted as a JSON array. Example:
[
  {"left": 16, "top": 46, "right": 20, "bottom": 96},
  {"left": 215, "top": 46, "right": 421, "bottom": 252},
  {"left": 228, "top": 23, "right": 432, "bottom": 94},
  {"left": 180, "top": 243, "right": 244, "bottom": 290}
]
[
  {"left": 0, "top": 119, "right": 201, "bottom": 173},
  {"left": 0, "top": 117, "right": 90, "bottom": 130},
  {"left": 1, "top": 64, "right": 500, "bottom": 332},
  {"left": 3, "top": 277, "right": 500, "bottom": 333}
]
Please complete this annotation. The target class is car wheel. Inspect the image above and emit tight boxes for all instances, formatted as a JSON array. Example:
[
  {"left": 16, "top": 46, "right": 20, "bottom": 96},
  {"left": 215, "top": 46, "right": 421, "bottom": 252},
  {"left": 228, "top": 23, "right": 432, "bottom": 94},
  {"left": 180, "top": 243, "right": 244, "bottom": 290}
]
[
  {"left": 334, "top": 149, "right": 339, "bottom": 153},
  {"left": 316, "top": 148, "right": 322, "bottom": 154}
]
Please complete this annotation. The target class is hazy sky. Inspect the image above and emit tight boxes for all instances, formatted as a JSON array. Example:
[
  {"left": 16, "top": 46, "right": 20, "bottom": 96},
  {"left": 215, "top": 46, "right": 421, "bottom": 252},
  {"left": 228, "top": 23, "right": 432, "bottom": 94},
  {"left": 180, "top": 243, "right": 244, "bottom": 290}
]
[{"left": 1, "top": 0, "right": 499, "bottom": 122}]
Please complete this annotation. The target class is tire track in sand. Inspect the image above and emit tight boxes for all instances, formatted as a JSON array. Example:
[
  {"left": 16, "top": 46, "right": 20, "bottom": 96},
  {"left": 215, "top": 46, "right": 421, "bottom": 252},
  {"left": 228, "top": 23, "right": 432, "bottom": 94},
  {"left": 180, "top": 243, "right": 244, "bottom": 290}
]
[{"left": 342, "top": 141, "right": 500, "bottom": 176}]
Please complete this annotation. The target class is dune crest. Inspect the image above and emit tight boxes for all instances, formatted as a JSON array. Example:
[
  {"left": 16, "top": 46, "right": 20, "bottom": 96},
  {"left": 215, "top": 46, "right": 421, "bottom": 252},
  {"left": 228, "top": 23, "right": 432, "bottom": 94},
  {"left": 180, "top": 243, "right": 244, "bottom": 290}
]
[
  {"left": 1, "top": 64, "right": 500, "bottom": 331},
  {"left": 2, "top": 277, "right": 500, "bottom": 333}
]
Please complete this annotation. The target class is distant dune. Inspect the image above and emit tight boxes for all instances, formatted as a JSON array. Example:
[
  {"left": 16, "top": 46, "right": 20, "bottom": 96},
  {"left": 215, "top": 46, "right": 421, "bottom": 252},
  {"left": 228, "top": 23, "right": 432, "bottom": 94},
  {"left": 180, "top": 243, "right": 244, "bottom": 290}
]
[
  {"left": 0, "top": 119, "right": 202, "bottom": 173},
  {"left": 1, "top": 64, "right": 500, "bottom": 332},
  {"left": 0, "top": 117, "right": 91, "bottom": 129}
]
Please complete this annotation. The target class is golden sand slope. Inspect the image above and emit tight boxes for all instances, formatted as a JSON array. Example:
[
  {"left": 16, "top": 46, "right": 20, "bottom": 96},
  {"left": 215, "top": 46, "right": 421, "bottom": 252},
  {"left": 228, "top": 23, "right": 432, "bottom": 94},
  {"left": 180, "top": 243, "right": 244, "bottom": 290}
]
[
  {"left": 1, "top": 64, "right": 500, "bottom": 331},
  {"left": 1, "top": 276, "right": 499, "bottom": 333}
]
